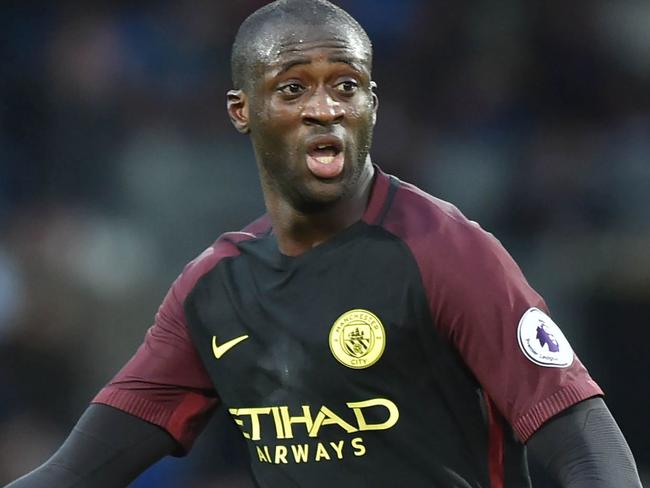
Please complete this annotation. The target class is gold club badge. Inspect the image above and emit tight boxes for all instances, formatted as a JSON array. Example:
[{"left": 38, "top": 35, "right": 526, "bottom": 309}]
[{"left": 329, "top": 309, "right": 386, "bottom": 369}]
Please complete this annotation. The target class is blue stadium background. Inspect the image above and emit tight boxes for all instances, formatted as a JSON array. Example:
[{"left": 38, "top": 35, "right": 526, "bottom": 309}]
[{"left": 1, "top": 1, "right": 649, "bottom": 486}]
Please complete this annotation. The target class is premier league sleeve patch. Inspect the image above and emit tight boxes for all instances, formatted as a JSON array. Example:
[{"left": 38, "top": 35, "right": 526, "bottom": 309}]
[{"left": 517, "top": 307, "right": 574, "bottom": 368}]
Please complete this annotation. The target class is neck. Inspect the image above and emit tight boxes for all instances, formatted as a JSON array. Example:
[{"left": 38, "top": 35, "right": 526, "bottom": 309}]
[{"left": 264, "top": 163, "right": 374, "bottom": 256}]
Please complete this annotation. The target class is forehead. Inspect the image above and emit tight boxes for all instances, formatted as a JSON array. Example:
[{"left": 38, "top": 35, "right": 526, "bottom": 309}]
[{"left": 252, "top": 22, "right": 370, "bottom": 72}]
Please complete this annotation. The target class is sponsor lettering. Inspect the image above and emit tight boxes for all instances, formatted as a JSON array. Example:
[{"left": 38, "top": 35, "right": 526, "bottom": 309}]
[
  {"left": 255, "top": 438, "right": 366, "bottom": 464},
  {"left": 229, "top": 397, "right": 398, "bottom": 464}
]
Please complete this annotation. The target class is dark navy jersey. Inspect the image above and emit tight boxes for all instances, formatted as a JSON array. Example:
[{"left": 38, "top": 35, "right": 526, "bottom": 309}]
[{"left": 93, "top": 167, "right": 602, "bottom": 487}]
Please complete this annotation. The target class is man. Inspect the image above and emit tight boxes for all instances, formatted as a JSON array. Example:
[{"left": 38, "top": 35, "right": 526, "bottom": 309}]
[{"left": 5, "top": 1, "right": 643, "bottom": 487}]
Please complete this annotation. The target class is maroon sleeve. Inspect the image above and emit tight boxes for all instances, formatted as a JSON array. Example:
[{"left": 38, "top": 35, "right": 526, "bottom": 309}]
[
  {"left": 92, "top": 244, "right": 229, "bottom": 453},
  {"left": 384, "top": 182, "right": 603, "bottom": 442}
]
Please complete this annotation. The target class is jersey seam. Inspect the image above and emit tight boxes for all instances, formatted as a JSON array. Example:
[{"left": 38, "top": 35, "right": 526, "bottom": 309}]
[
  {"left": 375, "top": 175, "right": 400, "bottom": 225},
  {"left": 374, "top": 224, "right": 494, "bottom": 446},
  {"left": 395, "top": 180, "right": 473, "bottom": 227},
  {"left": 372, "top": 222, "right": 449, "bottom": 340},
  {"left": 182, "top": 230, "right": 267, "bottom": 334}
]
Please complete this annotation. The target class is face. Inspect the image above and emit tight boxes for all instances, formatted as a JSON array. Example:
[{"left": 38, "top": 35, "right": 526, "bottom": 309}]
[{"left": 228, "top": 23, "right": 378, "bottom": 212}]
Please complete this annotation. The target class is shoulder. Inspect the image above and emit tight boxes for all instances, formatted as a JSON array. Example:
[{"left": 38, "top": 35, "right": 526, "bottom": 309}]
[
  {"left": 173, "top": 214, "right": 271, "bottom": 301},
  {"left": 380, "top": 176, "right": 532, "bottom": 310},
  {"left": 383, "top": 178, "right": 497, "bottom": 261}
]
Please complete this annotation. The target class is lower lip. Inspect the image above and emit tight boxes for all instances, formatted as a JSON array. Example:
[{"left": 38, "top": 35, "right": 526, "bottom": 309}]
[{"left": 306, "top": 152, "right": 345, "bottom": 179}]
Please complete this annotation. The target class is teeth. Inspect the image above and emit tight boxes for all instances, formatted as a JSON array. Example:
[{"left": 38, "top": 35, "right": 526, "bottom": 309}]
[
  {"left": 315, "top": 155, "right": 334, "bottom": 164},
  {"left": 317, "top": 144, "right": 329, "bottom": 149}
]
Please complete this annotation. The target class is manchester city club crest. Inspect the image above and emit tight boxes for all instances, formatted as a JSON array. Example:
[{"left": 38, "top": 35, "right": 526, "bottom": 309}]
[{"left": 329, "top": 309, "right": 386, "bottom": 369}]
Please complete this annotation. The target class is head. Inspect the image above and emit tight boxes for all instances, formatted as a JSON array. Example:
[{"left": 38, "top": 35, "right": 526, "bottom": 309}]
[{"left": 227, "top": 0, "right": 378, "bottom": 212}]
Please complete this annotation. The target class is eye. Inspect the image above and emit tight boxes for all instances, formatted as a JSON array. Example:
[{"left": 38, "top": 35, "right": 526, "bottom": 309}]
[
  {"left": 277, "top": 83, "right": 305, "bottom": 97},
  {"left": 334, "top": 80, "right": 359, "bottom": 95}
]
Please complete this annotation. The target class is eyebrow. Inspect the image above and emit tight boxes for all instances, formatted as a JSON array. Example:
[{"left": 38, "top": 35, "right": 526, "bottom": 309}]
[
  {"left": 328, "top": 55, "right": 364, "bottom": 73},
  {"left": 276, "top": 58, "right": 311, "bottom": 76},
  {"left": 274, "top": 55, "right": 365, "bottom": 76}
]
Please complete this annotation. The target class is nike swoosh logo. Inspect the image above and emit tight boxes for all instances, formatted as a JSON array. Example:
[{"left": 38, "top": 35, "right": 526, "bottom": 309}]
[{"left": 212, "top": 335, "right": 249, "bottom": 359}]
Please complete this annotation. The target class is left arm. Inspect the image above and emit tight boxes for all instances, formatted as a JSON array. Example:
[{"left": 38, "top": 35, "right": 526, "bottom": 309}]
[{"left": 527, "top": 397, "right": 643, "bottom": 487}]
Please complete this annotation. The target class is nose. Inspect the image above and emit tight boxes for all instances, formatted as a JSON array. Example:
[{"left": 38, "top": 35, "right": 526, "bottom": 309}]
[{"left": 301, "top": 86, "right": 344, "bottom": 126}]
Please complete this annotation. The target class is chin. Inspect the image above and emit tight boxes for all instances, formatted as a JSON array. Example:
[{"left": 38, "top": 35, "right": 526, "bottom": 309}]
[{"left": 290, "top": 180, "right": 348, "bottom": 213}]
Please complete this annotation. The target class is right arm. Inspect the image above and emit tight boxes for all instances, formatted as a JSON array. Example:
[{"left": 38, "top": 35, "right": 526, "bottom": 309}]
[
  {"left": 6, "top": 247, "right": 227, "bottom": 487},
  {"left": 5, "top": 404, "right": 176, "bottom": 488}
]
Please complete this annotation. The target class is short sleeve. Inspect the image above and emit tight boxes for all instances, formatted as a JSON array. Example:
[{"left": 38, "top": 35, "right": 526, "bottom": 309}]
[
  {"left": 427, "top": 220, "right": 603, "bottom": 441},
  {"left": 384, "top": 183, "right": 603, "bottom": 442},
  {"left": 92, "top": 261, "right": 219, "bottom": 454}
]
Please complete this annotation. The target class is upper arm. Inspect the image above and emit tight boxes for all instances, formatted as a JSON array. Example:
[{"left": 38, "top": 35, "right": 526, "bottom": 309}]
[
  {"left": 427, "top": 223, "right": 602, "bottom": 440},
  {"left": 387, "top": 191, "right": 603, "bottom": 441},
  {"left": 93, "top": 250, "right": 222, "bottom": 453}
]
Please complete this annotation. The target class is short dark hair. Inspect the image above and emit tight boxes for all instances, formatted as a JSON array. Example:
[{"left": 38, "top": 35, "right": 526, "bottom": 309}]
[{"left": 231, "top": 0, "right": 372, "bottom": 90}]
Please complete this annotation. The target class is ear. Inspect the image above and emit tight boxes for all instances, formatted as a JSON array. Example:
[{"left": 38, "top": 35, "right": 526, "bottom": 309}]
[
  {"left": 227, "top": 89, "right": 250, "bottom": 134},
  {"left": 370, "top": 81, "right": 379, "bottom": 126}
]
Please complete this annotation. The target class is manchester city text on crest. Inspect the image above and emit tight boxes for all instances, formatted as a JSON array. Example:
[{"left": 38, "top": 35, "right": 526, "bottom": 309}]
[{"left": 329, "top": 309, "right": 386, "bottom": 369}]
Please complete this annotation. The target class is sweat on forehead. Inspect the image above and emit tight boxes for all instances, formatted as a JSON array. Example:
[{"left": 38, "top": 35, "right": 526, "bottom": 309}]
[{"left": 231, "top": 0, "right": 372, "bottom": 89}]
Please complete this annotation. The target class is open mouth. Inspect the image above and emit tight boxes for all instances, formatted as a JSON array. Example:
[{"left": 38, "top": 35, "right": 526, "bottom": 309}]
[
  {"left": 310, "top": 144, "right": 339, "bottom": 164},
  {"left": 305, "top": 136, "right": 345, "bottom": 179},
  {"left": 307, "top": 138, "right": 343, "bottom": 163}
]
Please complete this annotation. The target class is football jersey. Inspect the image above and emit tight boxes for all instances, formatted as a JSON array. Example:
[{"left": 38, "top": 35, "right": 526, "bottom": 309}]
[{"left": 93, "top": 166, "right": 602, "bottom": 487}]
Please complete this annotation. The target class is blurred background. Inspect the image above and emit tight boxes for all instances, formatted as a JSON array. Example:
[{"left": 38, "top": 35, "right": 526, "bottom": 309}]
[{"left": 1, "top": 0, "right": 649, "bottom": 486}]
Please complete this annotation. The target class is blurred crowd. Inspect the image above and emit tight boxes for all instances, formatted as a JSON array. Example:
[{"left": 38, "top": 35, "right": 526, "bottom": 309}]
[{"left": 1, "top": 1, "right": 649, "bottom": 486}]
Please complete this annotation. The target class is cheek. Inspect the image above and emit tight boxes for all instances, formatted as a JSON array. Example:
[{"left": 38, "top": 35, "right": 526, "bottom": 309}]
[
  {"left": 257, "top": 104, "right": 301, "bottom": 137},
  {"left": 348, "top": 94, "right": 375, "bottom": 120},
  {"left": 346, "top": 100, "right": 376, "bottom": 133},
  {"left": 252, "top": 107, "right": 303, "bottom": 159}
]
